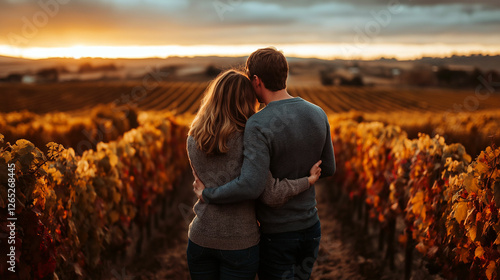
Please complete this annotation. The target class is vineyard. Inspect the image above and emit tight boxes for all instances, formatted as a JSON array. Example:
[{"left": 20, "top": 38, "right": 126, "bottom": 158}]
[
  {"left": 1, "top": 81, "right": 500, "bottom": 279},
  {"left": 3, "top": 81, "right": 500, "bottom": 157},
  {"left": 3, "top": 81, "right": 500, "bottom": 115}
]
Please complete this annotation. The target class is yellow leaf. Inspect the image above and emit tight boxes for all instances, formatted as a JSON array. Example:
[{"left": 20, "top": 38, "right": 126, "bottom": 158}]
[
  {"left": 109, "top": 153, "right": 118, "bottom": 167},
  {"left": 476, "top": 162, "right": 488, "bottom": 174},
  {"left": 411, "top": 191, "right": 424, "bottom": 216},
  {"left": 454, "top": 202, "right": 468, "bottom": 224},
  {"left": 15, "top": 139, "right": 31, "bottom": 149},
  {"left": 464, "top": 173, "right": 479, "bottom": 194},
  {"left": 469, "top": 226, "right": 477, "bottom": 241},
  {"left": 15, "top": 139, "right": 34, "bottom": 155},
  {"left": 475, "top": 246, "right": 484, "bottom": 258},
  {"left": 52, "top": 170, "right": 63, "bottom": 184},
  {"left": 486, "top": 261, "right": 496, "bottom": 280}
]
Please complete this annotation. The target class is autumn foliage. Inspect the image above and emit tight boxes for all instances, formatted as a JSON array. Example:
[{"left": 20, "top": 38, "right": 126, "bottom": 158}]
[
  {"left": 0, "top": 104, "right": 499, "bottom": 279},
  {"left": 0, "top": 112, "right": 189, "bottom": 279},
  {"left": 330, "top": 118, "right": 500, "bottom": 279}
]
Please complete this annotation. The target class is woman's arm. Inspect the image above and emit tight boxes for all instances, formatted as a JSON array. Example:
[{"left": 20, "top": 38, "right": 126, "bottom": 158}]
[
  {"left": 193, "top": 160, "right": 322, "bottom": 206},
  {"left": 199, "top": 121, "right": 271, "bottom": 203},
  {"left": 259, "top": 160, "right": 322, "bottom": 207}
]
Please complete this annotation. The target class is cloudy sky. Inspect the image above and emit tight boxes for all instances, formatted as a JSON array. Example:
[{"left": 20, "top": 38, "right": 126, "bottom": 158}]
[{"left": 0, "top": 0, "right": 499, "bottom": 59}]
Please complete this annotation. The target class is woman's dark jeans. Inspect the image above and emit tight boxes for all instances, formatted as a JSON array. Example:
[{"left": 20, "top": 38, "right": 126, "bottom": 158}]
[
  {"left": 187, "top": 239, "right": 259, "bottom": 280},
  {"left": 258, "top": 221, "right": 321, "bottom": 280}
]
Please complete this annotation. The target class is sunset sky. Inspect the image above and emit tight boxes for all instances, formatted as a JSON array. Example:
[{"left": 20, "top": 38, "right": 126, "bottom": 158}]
[{"left": 0, "top": 0, "right": 499, "bottom": 60}]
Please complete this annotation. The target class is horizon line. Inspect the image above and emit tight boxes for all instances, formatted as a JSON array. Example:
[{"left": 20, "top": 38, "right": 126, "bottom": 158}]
[
  {"left": 1, "top": 53, "right": 499, "bottom": 62},
  {"left": 1, "top": 43, "right": 499, "bottom": 61}
]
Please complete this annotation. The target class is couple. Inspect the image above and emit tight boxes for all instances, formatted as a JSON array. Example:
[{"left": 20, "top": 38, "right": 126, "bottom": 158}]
[{"left": 186, "top": 47, "right": 336, "bottom": 280}]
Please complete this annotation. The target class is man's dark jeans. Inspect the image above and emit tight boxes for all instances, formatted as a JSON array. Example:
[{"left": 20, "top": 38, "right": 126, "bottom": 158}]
[
  {"left": 258, "top": 221, "right": 321, "bottom": 280},
  {"left": 187, "top": 239, "right": 259, "bottom": 280}
]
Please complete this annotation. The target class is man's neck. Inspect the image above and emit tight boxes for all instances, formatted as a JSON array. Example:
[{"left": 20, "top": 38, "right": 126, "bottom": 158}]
[{"left": 263, "top": 89, "right": 293, "bottom": 105}]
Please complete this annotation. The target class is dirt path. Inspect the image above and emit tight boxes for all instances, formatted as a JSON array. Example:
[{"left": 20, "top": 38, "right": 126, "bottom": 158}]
[
  {"left": 118, "top": 177, "right": 366, "bottom": 280},
  {"left": 311, "top": 181, "right": 363, "bottom": 280}
]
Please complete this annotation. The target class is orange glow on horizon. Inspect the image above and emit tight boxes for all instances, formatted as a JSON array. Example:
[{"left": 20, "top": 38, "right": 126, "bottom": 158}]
[{"left": 0, "top": 44, "right": 499, "bottom": 61}]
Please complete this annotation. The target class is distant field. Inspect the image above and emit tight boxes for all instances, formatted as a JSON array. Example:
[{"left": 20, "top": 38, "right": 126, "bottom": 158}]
[{"left": 3, "top": 81, "right": 500, "bottom": 115}]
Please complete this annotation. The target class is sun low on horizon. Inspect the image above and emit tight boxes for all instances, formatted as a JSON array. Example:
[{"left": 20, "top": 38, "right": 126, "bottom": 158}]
[
  {"left": 1, "top": 0, "right": 500, "bottom": 61},
  {"left": 1, "top": 43, "right": 500, "bottom": 61}
]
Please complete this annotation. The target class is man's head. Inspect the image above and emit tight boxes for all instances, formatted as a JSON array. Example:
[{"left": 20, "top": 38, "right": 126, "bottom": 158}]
[{"left": 246, "top": 47, "right": 288, "bottom": 101}]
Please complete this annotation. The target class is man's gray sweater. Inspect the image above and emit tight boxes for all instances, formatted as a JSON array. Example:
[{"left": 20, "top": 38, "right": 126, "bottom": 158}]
[{"left": 202, "top": 97, "right": 336, "bottom": 234}]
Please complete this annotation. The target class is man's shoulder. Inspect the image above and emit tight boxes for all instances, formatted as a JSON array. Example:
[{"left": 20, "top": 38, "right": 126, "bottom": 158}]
[
  {"left": 300, "top": 98, "right": 327, "bottom": 114},
  {"left": 246, "top": 108, "right": 268, "bottom": 126},
  {"left": 248, "top": 98, "right": 328, "bottom": 124},
  {"left": 285, "top": 98, "right": 328, "bottom": 125}
]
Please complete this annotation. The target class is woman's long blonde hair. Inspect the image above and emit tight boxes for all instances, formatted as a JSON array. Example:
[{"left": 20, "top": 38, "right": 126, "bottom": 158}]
[{"left": 189, "top": 69, "right": 257, "bottom": 155}]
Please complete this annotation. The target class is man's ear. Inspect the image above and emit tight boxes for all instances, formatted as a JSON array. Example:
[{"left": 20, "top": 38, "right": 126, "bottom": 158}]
[
  {"left": 254, "top": 75, "right": 265, "bottom": 88},
  {"left": 252, "top": 75, "right": 260, "bottom": 87}
]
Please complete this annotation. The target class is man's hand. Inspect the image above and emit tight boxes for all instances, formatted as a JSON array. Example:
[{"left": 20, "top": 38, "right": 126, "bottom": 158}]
[
  {"left": 192, "top": 169, "right": 206, "bottom": 203},
  {"left": 308, "top": 160, "right": 322, "bottom": 186}
]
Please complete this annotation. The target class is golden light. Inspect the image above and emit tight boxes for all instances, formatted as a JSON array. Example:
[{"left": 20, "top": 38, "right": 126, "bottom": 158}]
[
  {"left": 0, "top": 43, "right": 499, "bottom": 60},
  {"left": 71, "top": 45, "right": 85, "bottom": 59}
]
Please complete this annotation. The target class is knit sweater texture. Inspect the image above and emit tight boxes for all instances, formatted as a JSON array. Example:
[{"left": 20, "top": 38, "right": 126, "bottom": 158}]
[{"left": 187, "top": 132, "right": 310, "bottom": 250}]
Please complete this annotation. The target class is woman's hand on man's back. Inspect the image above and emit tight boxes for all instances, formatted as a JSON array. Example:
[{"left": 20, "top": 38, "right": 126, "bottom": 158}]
[
  {"left": 192, "top": 169, "right": 206, "bottom": 202},
  {"left": 308, "top": 160, "right": 322, "bottom": 186}
]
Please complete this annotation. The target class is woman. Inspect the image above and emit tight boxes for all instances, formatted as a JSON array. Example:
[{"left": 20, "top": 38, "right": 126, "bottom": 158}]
[{"left": 186, "top": 69, "right": 321, "bottom": 279}]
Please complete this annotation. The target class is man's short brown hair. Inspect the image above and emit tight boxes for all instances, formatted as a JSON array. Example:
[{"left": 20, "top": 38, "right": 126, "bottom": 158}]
[{"left": 246, "top": 47, "right": 288, "bottom": 91}]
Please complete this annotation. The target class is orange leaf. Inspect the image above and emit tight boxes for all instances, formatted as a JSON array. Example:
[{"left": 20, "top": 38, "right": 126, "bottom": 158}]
[
  {"left": 468, "top": 225, "right": 477, "bottom": 242},
  {"left": 474, "top": 246, "right": 484, "bottom": 259},
  {"left": 454, "top": 202, "right": 468, "bottom": 224},
  {"left": 411, "top": 191, "right": 424, "bottom": 216},
  {"left": 486, "top": 261, "right": 496, "bottom": 280}
]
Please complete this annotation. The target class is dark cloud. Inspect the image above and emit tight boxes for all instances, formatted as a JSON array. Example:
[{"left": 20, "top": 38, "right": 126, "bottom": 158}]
[
  {"left": 0, "top": 0, "right": 498, "bottom": 47},
  {"left": 229, "top": 0, "right": 500, "bottom": 8}
]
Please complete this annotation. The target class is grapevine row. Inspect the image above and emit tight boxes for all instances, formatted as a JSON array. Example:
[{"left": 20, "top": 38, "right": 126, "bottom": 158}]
[
  {"left": 0, "top": 112, "right": 190, "bottom": 279},
  {"left": 0, "top": 104, "right": 139, "bottom": 155},
  {"left": 3, "top": 82, "right": 500, "bottom": 116},
  {"left": 329, "top": 118, "right": 500, "bottom": 279}
]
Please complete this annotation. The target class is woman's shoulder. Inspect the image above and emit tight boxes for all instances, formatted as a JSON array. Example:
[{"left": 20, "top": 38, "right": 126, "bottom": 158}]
[
  {"left": 187, "top": 132, "right": 243, "bottom": 153},
  {"left": 187, "top": 135, "right": 197, "bottom": 149},
  {"left": 188, "top": 131, "right": 242, "bottom": 141},
  {"left": 187, "top": 136, "right": 201, "bottom": 158},
  {"left": 228, "top": 130, "right": 243, "bottom": 142}
]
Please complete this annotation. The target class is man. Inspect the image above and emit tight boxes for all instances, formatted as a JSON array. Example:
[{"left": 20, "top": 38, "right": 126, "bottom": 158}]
[{"left": 193, "top": 47, "right": 335, "bottom": 279}]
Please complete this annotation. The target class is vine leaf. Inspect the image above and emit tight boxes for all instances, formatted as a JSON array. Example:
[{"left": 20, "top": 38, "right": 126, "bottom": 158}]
[
  {"left": 474, "top": 246, "right": 484, "bottom": 259},
  {"left": 454, "top": 202, "right": 468, "bottom": 224},
  {"left": 486, "top": 261, "right": 496, "bottom": 280}
]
